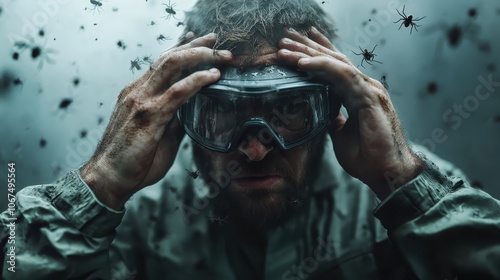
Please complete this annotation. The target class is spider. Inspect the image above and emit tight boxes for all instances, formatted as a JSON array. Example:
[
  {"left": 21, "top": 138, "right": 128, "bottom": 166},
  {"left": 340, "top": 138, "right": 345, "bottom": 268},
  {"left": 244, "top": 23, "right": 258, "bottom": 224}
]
[
  {"left": 142, "top": 54, "right": 154, "bottom": 65},
  {"left": 208, "top": 215, "right": 228, "bottom": 225},
  {"left": 148, "top": 21, "right": 157, "bottom": 26},
  {"left": 185, "top": 168, "right": 200, "bottom": 179},
  {"left": 162, "top": 0, "right": 177, "bottom": 20},
  {"left": 130, "top": 57, "right": 144, "bottom": 73},
  {"left": 351, "top": 45, "right": 382, "bottom": 68},
  {"left": 59, "top": 98, "right": 73, "bottom": 109},
  {"left": 426, "top": 19, "right": 479, "bottom": 59},
  {"left": 156, "top": 34, "right": 171, "bottom": 44},
  {"left": 394, "top": 5, "right": 426, "bottom": 34},
  {"left": 14, "top": 37, "right": 57, "bottom": 69},
  {"left": 117, "top": 40, "right": 126, "bottom": 50},
  {"left": 89, "top": 0, "right": 104, "bottom": 14}
]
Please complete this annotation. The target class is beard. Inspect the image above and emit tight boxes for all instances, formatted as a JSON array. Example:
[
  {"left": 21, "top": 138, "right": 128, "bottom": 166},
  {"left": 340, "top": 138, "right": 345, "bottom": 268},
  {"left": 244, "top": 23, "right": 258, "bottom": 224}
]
[{"left": 191, "top": 133, "right": 326, "bottom": 229}]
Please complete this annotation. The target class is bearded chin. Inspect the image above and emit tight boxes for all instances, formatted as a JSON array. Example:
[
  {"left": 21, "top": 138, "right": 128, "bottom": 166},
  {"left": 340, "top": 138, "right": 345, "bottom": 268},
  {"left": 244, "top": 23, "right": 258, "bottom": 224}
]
[{"left": 191, "top": 133, "right": 326, "bottom": 229}]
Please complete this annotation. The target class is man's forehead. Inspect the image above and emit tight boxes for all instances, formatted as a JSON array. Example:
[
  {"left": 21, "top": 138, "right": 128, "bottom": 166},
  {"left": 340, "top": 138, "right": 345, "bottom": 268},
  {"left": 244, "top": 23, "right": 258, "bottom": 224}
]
[{"left": 229, "top": 41, "right": 279, "bottom": 68}]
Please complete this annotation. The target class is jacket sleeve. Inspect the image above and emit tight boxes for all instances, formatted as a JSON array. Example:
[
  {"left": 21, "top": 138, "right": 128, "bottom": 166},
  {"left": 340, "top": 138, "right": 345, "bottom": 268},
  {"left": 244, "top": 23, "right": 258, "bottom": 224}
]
[
  {"left": 0, "top": 169, "right": 124, "bottom": 279},
  {"left": 373, "top": 155, "right": 500, "bottom": 280}
]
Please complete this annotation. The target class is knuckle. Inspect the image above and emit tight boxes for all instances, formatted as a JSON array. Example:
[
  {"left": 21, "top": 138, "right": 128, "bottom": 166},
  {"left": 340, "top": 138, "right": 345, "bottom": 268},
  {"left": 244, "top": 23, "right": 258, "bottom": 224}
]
[
  {"left": 164, "top": 55, "right": 179, "bottom": 67},
  {"left": 121, "top": 94, "right": 137, "bottom": 108},
  {"left": 167, "top": 83, "right": 184, "bottom": 100}
]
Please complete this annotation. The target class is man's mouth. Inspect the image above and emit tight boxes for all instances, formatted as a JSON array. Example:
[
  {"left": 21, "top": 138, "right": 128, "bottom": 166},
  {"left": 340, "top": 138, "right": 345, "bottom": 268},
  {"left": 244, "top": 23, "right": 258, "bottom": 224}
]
[{"left": 232, "top": 174, "right": 283, "bottom": 189}]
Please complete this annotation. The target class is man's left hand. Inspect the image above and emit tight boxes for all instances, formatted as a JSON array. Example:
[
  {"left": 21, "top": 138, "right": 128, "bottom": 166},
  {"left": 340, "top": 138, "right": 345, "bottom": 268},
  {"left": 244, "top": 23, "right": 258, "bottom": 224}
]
[{"left": 278, "top": 27, "right": 423, "bottom": 200}]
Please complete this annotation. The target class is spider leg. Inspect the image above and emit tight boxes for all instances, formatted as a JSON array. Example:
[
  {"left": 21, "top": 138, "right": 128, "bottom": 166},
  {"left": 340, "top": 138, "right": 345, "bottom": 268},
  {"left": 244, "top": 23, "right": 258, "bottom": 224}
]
[
  {"left": 413, "top": 16, "right": 426, "bottom": 22},
  {"left": 37, "top": 59, "right": 45, "bottom": 70},
  {"left": 412, "top": 25, "right": 418, "bottom": 34},
  {"left": 370, "top": 45, "right": 378, "bottom": 53},
  {"left": 398, "top": 22, "right": 404, "bottom": 30},
  {"left": 401, "top": 5, "right": 407, "bottom": 18},
  {"left": 352, "top": 50, "right": 362, "bottom": 56},
  {"left": 396, "top": 8, "right": 404, "bottom": 19},
  {"left": 372, "top": 59, "right": 383, "bottom": 64},
  {"left": 393, "top": 18, "right": 403, "bottom": 24}
]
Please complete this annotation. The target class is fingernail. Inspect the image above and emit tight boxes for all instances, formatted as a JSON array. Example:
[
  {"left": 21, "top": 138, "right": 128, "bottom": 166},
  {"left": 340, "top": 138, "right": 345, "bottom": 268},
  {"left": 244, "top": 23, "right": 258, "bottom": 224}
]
[
  {"left": 300, "top": 58, "right": 311, "bottom": 64},
  {"left": 282, "top": 38, "right": 292, "bottom": 44},
  {"left": 288, "top": 27, "right": 296, "bottom": 32},
  {"left": 281, "top": 49, "right": 291, "bottom": 54},
  {"left": 185, "top": 31, "right": 195, "bottom": 39},
  {"left": 209, "top": 68, "right": 219, "bottom": 74},
  {"left": 218, "top": 50, "right": 232, "bottom": 57},
  {"left": 311, "top": 26, "right": 318, "bottom": 33},
  {"left": 205, "top": 33, "right": 216, "bottom": 39}
]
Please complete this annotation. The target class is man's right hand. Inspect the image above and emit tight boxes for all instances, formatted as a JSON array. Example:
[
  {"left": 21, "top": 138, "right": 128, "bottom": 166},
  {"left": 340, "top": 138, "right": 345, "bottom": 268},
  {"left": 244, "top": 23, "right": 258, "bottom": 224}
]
[{"left": 80, "top": 33, "right": 232, "bottom": 210}]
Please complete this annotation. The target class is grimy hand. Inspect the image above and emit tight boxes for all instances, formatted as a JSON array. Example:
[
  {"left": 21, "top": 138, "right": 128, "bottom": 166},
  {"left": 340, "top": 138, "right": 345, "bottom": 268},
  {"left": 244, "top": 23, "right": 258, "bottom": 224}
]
[
  {"left": 80, "top": 33, "right": 232, "bottom": 210},
  {"left": 278, "top": 27, "right": 423, "bottom": 200}
]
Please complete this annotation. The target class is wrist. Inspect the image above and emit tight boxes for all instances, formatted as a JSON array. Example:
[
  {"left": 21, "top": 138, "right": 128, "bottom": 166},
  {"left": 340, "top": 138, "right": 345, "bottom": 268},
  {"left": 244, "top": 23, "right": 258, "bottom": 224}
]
[
  {"left": 370, "top": 155, "right": 424, "bottom": 200},
  {"left": 80, "top": 160, "right": 128, "bottom": 211}
]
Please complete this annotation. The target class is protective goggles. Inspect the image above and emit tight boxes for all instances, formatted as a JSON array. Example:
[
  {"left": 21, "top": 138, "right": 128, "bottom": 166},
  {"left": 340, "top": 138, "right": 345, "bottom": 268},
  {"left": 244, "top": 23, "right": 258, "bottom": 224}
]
[{"left": 177, "top": 65, "right": 331, "bottom": 153}]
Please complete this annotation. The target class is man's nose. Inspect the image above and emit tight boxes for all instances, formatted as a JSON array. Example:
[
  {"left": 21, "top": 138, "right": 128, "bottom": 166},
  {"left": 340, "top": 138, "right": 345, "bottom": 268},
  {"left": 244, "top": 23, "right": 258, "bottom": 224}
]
[{"left": 237, "top": 135, "right": 274, "bottom": 161}]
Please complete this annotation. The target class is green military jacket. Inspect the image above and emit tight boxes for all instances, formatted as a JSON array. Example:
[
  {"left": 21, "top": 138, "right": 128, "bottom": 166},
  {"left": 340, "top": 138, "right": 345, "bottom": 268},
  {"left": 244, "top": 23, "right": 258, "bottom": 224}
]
[{"left": 1, "top": 136, "right": 499, "bottom": 279}]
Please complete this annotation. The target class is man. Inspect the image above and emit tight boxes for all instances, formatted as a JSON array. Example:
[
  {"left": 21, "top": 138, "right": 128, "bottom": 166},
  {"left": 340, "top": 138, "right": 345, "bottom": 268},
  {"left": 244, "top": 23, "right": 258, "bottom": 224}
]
[{"left": 1, "top": 0, "right": 499, "bottom": 279}]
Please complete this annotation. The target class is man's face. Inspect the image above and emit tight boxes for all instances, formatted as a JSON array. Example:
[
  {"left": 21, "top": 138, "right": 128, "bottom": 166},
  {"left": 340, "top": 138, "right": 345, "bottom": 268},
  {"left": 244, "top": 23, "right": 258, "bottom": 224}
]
[
  {"left": 192, "top": 128, "right": 326, "bottom": 228},
  {"left": 189, "top": 42, "right": 328, "bottom": 228}
]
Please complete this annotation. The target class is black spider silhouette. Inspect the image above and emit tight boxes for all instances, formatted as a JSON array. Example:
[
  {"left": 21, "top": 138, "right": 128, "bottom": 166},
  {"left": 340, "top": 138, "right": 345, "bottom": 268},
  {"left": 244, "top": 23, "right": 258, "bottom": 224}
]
[
  {"left": 162, "top": 1, "right": 177, "bottom": 20},
  {"left": 14, "top": 37, "right": 57, "bottom": 69},
  {"left": 89, "top": 0, "right": 104, "bottom": 14},
  {"left": 351, "top": 45, "right": 382, "bottom": 68},
  {"left": 185, "top": 169, "right": 200, "bottom": 179},
  {"left": 394, "top": 5, "right": 426, "bottom": 34},
  {"left": 130, "top": 57, "right": 144, "bottom": 73},
  {"left": 156, "top": 34, "right": 171, "bottom": 44}
]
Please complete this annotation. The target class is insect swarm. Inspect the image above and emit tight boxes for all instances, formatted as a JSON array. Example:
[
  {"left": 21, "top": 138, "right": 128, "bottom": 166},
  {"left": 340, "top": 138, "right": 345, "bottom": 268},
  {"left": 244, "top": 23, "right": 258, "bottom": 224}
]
[
  {"left": 351, "top": 45, "right": 382, "bottom": 68},
  {"left": 394, "top": 5, "right": 426, "bottom": 34}
]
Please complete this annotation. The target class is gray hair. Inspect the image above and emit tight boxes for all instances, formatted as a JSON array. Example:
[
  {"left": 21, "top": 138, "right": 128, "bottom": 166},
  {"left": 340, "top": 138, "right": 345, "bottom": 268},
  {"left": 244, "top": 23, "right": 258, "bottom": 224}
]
[{"left": 182, "top": 0, "right": 336, "bottom": 59}]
